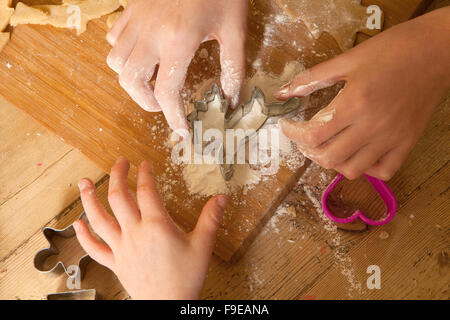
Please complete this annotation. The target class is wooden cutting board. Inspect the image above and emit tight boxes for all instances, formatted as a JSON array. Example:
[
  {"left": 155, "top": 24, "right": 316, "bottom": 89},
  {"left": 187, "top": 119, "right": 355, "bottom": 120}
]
[{"left": 0, "top": 0, "right": 429, "bottom": 262}]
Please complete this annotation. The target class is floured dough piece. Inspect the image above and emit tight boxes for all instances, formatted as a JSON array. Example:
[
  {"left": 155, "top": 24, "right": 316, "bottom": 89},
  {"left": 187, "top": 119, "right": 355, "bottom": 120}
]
[
  {"left": 0, "top": 0, "right": 13, "bottom": 52},
  {"left": 10, "top": 0, "right": 121, "bottom": 34},
  {"left": 276, "top": 0, "right": 383, "bottom": 51},
  {"left": 107, "top": 0, "right": 128, "bottom": 29},
  {"left": 106, "top": 10, "right": 121, "bottom": 29},
  {"left": 0, "top": 0, "right": 13, "bottom": 31}
]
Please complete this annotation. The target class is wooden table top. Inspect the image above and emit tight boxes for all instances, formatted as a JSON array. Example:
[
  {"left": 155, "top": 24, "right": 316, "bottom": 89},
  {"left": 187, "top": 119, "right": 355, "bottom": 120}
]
[{"left": 0, "top": 0, "right": 448, "bottom": 299}]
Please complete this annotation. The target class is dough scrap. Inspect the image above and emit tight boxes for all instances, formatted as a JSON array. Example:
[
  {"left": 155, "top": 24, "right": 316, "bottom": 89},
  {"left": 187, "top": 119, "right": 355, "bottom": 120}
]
[
  {"left": 107, "top": 0, "right": 127, "bottom": 29},
  {"left": 10, "top": 0, "right": 121, "bottom": 34},
  {"left": 0, "top": 0, "right": 13, "bottom": 31},
  {"left": 0, "top": 0, "right": 13, "bottom": 52},
  {"left": 276, "top": 0, "right": 382, "bottom": 51},
  {"left": 106, "top": 10, "right": 121, "bottom": 29}
]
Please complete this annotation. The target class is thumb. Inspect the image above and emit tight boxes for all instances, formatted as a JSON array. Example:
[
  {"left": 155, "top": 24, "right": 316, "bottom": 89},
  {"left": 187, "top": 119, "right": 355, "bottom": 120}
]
[
  {"left": 276, "top": 55, "right": 348, "bottom": 99},
  {"left": 192, "top": 195, "right": 228, "bottom": 252}
]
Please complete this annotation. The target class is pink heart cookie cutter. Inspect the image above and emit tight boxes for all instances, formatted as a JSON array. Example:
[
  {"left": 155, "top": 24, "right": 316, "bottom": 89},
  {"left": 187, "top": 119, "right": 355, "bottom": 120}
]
[{"left": 322, "top": 174, "right": 397, "bottom": 226}]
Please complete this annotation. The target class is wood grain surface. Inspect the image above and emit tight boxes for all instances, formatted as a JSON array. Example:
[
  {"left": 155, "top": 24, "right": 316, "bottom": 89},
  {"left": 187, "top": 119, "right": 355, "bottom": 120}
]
[
  {"left": 0, "top": 0, "right": 448, "bottom": 300},
  {"left": 0, "top": 0, "right": 432, "bottom": 262}
]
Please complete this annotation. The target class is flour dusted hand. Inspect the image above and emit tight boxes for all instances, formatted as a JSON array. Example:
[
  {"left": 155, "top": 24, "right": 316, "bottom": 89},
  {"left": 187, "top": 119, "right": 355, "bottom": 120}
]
[
  {"left": 106, "top": 0, "right": 248, "bottom": 135},
  {"left": 74, "top": 157, "right": 228, "bottom": 299},
  {"left": 277, "top": 7, "right": 450, "bottom": 181}
]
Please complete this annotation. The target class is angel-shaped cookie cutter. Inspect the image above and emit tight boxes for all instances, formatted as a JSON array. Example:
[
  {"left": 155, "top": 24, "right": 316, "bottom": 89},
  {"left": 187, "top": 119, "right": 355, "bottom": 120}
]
[
  {"left": 322, "top": 174, "right": 397, "bottom": 226},
  {"left": 187, "top": 83, "right": 305, "bottom": 180},
  {"left": 34, "top": 212, "right": 92, "bottom": 279}
]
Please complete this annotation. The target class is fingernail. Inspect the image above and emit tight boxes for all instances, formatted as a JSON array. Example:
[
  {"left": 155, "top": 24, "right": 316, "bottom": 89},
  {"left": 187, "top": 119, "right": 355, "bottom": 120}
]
[
  {"left": 116, "top": 156, "right": 127, "bottom": 164},
  {"left": 141, "top": 160, "right": 153, "bottom": 172},
  {"left": 72, "top": 220, "right": 80, "bottom": 230},
  {"left": 217, "top": 195, "right": 228, "bottom": 210},
  {"left": 78, "top": 179, "right": 90, "bottom": 191},
  {"left": 277, "top": 83, "right": 291, "bottom": 96}
]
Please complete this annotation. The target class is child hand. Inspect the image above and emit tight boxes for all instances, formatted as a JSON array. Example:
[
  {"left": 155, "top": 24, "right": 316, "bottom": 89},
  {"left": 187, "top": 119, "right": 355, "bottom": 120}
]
[
  {"left": 106, "top": 0, "right": 248, "bottom": 136},
  {"left": 74, "top": 157, "right": 228, "bottom": 299},
  {"left": 277, "top": 7, "right": 450, "bottom": 180}
]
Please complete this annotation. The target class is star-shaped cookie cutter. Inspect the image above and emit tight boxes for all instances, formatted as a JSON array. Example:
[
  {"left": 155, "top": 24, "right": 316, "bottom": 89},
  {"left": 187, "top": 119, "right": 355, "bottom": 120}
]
[
  {"left": 187, "top": 83, "right": 304, "bottom": 180},
  {"left": 34, "top": 212, "right": 92, "bottom": 279}
]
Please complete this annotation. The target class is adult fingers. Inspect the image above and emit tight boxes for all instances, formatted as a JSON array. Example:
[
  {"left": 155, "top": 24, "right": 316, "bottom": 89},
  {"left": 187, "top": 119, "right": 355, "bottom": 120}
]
[
  {"left": 74, "top": 220, "right": 115, "bottom": 269},
  {"left": 191, "top": 195, "right": 228, "bottom": 254},
  {"left": 78, "top": 178, "right": 121, "bottom": 246},
  {"left": 136, "top": 161, "right": 169, "bottom": 222},
  {"left": 108, "top": 157, "right": 141, "bottom": 228}
]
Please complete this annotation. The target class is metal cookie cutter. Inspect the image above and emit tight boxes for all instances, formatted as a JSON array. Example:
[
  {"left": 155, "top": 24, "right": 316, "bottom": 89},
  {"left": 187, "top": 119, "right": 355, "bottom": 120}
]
[
  {"left": 34, "top": 212, "right": 92, "bottom": 279},
  {"left": 46, "top": 289, "right": 97, "bottom": 300},
  {"left": 322, "top": 174, "right": 397, "bottom": 226},
  {"left": 187, "top": 83, "right": 305, "bottom": 180}
]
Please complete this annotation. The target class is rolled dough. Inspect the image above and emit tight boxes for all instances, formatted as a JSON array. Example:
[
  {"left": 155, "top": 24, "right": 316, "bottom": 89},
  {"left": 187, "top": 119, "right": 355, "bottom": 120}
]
[
  {"left": 10, "top": 0, "right": 121, "bottom": 34},
  {"left": 0, "top": 0, "right": 13, "bottom": 31},
  {"left": 106, "top": 10, "right": 121, "bottom": 29},
  {"left": 275, "top": 0, "right": 382, "bottom": 51},
  {"left": 0, "top": 0, "right": 13, "bottom": 52},
  {"left": 182, "top": 62, "right": 306, "bottom": 197}
]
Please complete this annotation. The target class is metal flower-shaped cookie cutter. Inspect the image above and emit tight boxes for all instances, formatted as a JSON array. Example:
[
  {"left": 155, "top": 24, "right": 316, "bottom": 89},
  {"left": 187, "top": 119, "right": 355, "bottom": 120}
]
[
  {"left": 187, "top": 83, "right": 306, "bottom": 180},
  {"left": 34, "top": 212, "right": 92, "bottom": 279},
  {"left": 322, "top": 174, "right": 397, "bottom": 226}
]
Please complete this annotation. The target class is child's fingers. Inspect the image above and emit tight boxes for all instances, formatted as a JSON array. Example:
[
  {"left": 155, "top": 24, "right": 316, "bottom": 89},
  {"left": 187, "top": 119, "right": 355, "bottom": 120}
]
[
  {"left": 219, "top": 26, "right": 246, "bottom": 108},
  {"left": 276, "top": 54, "right": 348, "bottom": 99},
  {"left": 191, "top": 195, "right": 228, "bottom": 253},
  {"left": 136, "top": 161, "right": 169, "bottom": 222},
  {"left": 106, "top": 5, "right": 133, "bottom": 46},
  {"left": 365, "top": 145, "right": 410, "bottom": 181},
  {"left": 154, "top": 40, "right": 201, "bottom": 136},
  {"left": 301, "top": 125, "right": 374, "bottom": 170},
  {"left": 279, "top": 104, "right": 351, "bottom": 150},
  {"left": 78, "top": 178, "right": 121, "bottom": 246},
  {"left": 118, "top": 47, "right": 161, "bottom": 112},
  {"left": 108, "top": 157, "right": 141, "bottom": 227},
  {"left": 334, "top": 143, "right": 387, "bottom": 180},
  {"left": 73, "top": 220, "right": 115, "bottom": 270},
  {"left": 107, "top": 24, "right": 138, "bottom": 74}
]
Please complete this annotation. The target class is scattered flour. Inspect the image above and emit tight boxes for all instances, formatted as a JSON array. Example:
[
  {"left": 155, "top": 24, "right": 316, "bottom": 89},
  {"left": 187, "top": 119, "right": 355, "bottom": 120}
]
[{"left": 298, "top": 163, "right": 364, "bottom": 297}]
